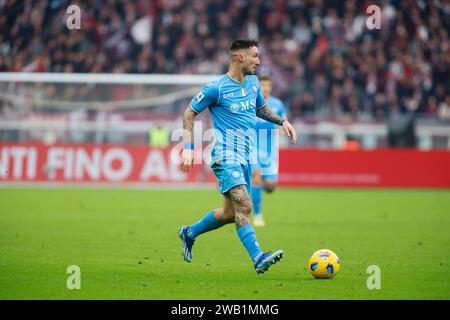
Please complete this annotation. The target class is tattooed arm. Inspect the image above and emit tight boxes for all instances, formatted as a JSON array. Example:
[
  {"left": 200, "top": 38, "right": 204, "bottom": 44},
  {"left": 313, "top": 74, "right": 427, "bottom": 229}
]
[
  {"left": 256, "top": 105, "right": 298, "bottom": 144},
  {"left": 180, "top": 105, "right": 198, "bottom": 173},
  {"left": 181, "top": 83, "right": 218, "bottom": 171},
  {"left": 183, "top": 105, "right": 197, "bottom": 144},
  {"left": 256, "top": 105, "right": 285, "bottom": 125}
]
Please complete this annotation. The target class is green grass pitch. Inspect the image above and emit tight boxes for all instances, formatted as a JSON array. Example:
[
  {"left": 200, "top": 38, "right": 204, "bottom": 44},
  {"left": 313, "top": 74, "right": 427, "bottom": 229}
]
[{"left": 1, "top": 187, "right": 449, "bottom": 299}]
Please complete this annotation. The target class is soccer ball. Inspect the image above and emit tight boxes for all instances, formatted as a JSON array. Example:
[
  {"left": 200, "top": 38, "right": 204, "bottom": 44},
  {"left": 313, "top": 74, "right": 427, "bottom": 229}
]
[{"left": 308, "top": 249, "right": 340, "bottom": 279}]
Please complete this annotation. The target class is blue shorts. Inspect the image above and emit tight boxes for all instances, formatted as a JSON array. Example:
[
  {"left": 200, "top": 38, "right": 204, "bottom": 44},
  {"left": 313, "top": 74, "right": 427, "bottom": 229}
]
[{"left": 211, "top": 161, "right": 252, "bottom": 194}]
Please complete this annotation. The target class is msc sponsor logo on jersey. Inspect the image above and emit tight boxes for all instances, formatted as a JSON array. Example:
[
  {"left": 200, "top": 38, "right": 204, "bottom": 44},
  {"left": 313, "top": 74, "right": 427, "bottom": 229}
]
[
  {"left": 230, "top": 103, "right": 239, "bottom": 113},
  {"left": 230, "top": 99, "right": 256, "bottom": 113},
  {"left": 239, "top": 99, "right": 256, "bottom": 111}
]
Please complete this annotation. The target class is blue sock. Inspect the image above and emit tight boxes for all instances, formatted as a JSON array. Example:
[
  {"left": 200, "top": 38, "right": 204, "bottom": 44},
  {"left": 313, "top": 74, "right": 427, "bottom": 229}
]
[
  {"left": 188, "top": 211, "right": 221, "bottom": 239},
  {"left": 251, "top": 185, "right": 263, "bottom": 217},
  {"left": 237, "top": 224, "right": 263, "bottom": 262}
]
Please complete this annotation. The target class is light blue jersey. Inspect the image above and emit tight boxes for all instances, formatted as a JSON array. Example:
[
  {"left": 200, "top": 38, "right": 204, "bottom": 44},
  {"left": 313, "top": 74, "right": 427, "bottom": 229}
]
[
  {"left": 191, "top": 73, "right": 266, "bottom": 165},
  {"left": 254, "top": 95, "right": 286, "bottom": 178},
  {"left": 190, "top": 73, "right": 266, "bottom": 194}
]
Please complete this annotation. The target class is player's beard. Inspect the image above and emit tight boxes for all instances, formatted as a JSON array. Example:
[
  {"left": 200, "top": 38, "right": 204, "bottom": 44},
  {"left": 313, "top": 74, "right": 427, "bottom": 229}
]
[{"left": 243, "top": 67, "right": 255, "bottom": 75}]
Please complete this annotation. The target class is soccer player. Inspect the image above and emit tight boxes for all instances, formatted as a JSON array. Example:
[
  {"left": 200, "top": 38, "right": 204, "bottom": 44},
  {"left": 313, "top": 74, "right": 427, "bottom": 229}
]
[
  {"left": 251, "top": 75, "right": 287, "bottom": 227},
  {"left": 178, "top": 39, "right": 297, "bottom": 274}
]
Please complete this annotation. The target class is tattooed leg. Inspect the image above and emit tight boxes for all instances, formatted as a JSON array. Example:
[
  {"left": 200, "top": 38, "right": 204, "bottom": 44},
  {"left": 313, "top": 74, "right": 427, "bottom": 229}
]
[
  {"left": 228, "top": 184, "right": 263, "bottom": 262},
  {"left": 227, "top": 185, "right": 253, "bottom": 228}
]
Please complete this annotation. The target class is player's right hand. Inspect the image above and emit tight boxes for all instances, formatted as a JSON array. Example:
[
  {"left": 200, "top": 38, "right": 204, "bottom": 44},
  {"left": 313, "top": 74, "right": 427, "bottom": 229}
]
[{"left": 180, "top": 149, "right": 195, "bottom": 173}]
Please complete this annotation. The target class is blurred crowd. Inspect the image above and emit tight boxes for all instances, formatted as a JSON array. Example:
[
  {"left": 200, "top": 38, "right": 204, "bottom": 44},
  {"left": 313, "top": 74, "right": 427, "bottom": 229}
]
[{"left": 1, "top": 0, "right": 449, "bottom": 122}]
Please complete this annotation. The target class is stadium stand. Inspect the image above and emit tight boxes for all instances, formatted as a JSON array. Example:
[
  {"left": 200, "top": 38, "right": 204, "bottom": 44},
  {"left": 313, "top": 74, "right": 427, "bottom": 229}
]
[{"left": 1, "top": 0, "right": 449, "bottom": 121}]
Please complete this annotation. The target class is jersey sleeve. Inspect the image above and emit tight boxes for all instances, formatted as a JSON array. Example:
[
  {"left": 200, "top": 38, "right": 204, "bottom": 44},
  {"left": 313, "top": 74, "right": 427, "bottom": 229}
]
[{"left": 190, "top": 83, "right": 219, "bottom": 113}]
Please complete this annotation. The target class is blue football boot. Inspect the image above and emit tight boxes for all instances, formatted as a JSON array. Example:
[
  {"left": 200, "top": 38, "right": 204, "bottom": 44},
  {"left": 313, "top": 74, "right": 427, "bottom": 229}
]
[
  {"left": 254, "top": 250, "right": 284, "bottom": 274},
  {"left": 177, "top": 226, "right": 195, "bottom": 263}
]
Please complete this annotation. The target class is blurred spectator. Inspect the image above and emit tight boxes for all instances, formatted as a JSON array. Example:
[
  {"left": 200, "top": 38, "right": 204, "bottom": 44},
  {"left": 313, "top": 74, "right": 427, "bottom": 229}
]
[
  {"left": 149, "top": 121, "right": 170, "bottom": 148},
  {"left": 387, "top": 111, "right": 417, "bottom": 148},
  {"left": 438, "top": 95, "right": 450, "bottom": 121},
  {"left": 343, "top": 134, "right": 361, "bottom": 150}
]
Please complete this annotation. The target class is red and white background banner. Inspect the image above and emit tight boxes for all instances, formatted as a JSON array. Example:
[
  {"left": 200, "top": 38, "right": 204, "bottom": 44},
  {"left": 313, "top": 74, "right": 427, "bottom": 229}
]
[
  {"left": 1, "top": 143, "right": 450, "bottom": 188},
  {"left": 0, "top": 143, "right": 207, "bottom": 186},
  {"left": 279, "top": 149, "right": 450, "bottom": 188}
]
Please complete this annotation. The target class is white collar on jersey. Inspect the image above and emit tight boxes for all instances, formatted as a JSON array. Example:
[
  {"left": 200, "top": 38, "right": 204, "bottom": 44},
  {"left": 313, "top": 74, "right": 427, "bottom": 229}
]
[{"left": 226, "top": 73, "right": 245, "bottom": 85}]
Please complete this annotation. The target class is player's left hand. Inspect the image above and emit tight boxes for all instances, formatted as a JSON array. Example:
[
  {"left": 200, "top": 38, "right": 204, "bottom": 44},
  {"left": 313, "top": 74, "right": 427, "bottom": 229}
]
[{"left": 281, "top": 120, "right": 297, "bottom": 145}]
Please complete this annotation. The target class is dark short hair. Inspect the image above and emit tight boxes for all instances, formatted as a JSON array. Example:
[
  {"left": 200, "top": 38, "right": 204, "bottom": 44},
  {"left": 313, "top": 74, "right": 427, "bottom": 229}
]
[
  {"left": 259, "top": 75, "right": 271, "bottom": 82},
  {"left": 230, "top": 39, "right": 259, "bottom": 52}
]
